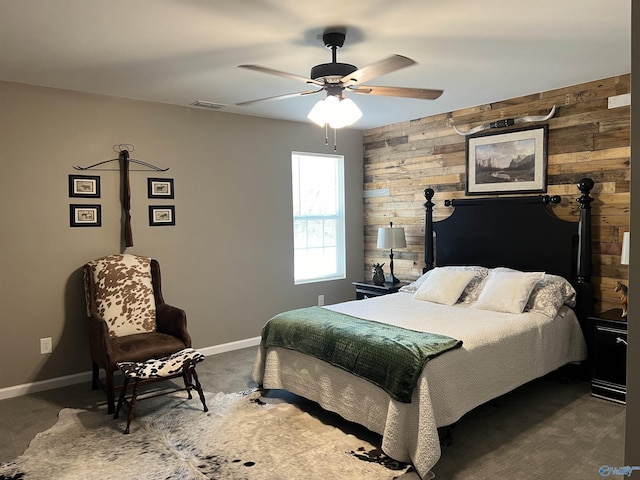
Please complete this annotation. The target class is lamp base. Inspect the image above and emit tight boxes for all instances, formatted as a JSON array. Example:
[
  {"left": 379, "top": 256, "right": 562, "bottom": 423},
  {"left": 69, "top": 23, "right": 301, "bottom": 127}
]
[{"left": 385, "top": 274, "right": 400, "bottom": 284}]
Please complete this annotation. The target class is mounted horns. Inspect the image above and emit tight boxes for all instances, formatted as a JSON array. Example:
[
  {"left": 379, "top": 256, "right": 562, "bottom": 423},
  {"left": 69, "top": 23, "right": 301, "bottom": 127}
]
[{"left": 452, "top": 105, "right": 556, "bottom": 136}]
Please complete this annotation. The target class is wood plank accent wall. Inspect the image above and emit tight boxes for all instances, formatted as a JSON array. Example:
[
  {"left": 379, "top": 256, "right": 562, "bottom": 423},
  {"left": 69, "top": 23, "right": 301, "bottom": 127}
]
[{"left": 363, "top": 74, "right": 630, "bottom": 313}]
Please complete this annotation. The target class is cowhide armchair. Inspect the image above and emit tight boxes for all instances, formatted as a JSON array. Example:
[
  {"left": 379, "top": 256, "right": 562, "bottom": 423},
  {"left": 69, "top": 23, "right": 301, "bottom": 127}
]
[{"left": 83, "top": 254, "right": 191, "bottom": 414}]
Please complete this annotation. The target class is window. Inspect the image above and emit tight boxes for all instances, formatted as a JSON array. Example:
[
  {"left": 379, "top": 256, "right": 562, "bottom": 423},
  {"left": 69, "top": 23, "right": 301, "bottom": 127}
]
[{"left": 292, "top": 151, "right": 346, "bottom": 284}]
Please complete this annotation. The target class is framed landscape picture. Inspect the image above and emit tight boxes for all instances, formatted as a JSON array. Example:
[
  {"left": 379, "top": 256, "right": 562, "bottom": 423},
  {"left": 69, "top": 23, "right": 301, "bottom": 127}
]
[
  {"left": 69, "top": 174, "right": 101, "bottom": 198},
  {"left": 70, "top": 204, "right": 102, "bottom": 227},
  {"left": 147, "top": 178, "right": 174, "bottom": 199},
  {"left": 149, "top": 205, "right": 175, "bottom": 226},
  {"left": 465, "top": 125, "right": 548, "bottom": 195}
]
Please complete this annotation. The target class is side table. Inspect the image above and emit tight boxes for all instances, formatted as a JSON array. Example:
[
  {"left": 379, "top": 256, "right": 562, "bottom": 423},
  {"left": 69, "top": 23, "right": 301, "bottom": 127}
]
[
  {"left": 588, "top": 308, "right": 627, "bottom": 404},
  {"left": 352, "top": 281, "right": 408, "bottom": 300}
]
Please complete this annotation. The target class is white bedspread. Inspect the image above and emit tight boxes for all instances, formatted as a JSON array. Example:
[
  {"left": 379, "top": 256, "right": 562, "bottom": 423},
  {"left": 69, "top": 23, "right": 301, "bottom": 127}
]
[{"left": 252, "top": 292, "right": 587, "bottom": 479}]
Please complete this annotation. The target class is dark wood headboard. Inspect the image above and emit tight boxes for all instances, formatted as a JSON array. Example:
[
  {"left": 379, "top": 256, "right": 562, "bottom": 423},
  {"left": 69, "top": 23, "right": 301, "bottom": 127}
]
[{"left": 423, "top": 178, "right": 595, "bottom": 323}]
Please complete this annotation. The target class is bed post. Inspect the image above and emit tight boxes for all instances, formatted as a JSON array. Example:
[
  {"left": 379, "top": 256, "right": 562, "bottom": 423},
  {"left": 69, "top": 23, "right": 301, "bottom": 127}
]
[
  {"left": 424, "top": 188, "right": 435, "bottom": 273},
  {"left": 575, "top": 177, "right": 595, "bottom": 321}
]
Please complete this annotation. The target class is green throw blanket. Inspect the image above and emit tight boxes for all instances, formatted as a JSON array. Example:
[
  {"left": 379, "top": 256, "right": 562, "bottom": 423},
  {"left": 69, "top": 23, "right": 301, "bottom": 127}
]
[{"left": 261, "top": 306, "right": 463, "bottom": 403}]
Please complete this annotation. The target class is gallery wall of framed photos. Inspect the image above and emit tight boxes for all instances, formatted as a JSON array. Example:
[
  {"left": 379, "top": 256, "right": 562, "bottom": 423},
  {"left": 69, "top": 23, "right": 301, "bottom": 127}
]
[{"left": 68, "top": 146, "right": 176, "bottom": 239}]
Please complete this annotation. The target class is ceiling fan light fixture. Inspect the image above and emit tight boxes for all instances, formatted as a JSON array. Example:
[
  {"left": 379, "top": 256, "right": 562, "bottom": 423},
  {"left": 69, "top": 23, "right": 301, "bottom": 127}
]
[
  {"left": 307, "top": 94, "right": 362, "bottom": 129},
  {"left": 333, "top": 97, "right": 362, "bottom": 128},
  {"left": 307, "top": 97, "right": 331, "bottom": 127}
]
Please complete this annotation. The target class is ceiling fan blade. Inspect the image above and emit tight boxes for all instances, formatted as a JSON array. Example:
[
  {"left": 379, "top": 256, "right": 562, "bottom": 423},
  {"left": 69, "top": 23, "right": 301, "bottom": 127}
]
[
  {"left": 349, "top": 85, "right": 443, "bottom": 100},
  {"left": 238, "top": 65, "right": 324, "bottom": 87},
  {"left": 235, "top": 89, "right": 323, "bottom": 106},
  {"left": 340, "top": 55, "right": 416, "bottom": 86}
]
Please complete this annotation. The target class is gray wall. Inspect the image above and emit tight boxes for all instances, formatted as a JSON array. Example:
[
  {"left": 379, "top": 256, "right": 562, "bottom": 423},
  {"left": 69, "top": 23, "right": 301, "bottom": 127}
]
[{"left": 0, "top": 81, "right": 364, "bottom": 389}]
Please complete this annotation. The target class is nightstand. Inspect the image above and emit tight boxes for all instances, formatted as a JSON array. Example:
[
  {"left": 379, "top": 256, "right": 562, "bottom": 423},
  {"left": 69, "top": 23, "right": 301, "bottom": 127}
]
[
  {"left": 589, "top": 308, "right": 627, "bottom": 404},
  {"left": 352, "top": 281, "right": 408, "bottom": 300}
]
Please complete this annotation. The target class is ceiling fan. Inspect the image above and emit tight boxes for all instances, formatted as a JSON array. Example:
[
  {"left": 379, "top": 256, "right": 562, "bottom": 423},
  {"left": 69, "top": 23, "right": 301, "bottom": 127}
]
[{"left": 235, "top": 30, "right": 443, "bottom": 115}]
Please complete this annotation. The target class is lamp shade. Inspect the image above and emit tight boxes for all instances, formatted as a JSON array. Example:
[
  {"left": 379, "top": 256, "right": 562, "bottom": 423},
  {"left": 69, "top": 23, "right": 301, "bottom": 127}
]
[
  {"left": 377, "top": 227, "right": 407, "bottom": 249},
  {"left": 307, "top": 95, "right": 362, "bottom": 128},
  {"left": 621, "top": 231, "right": 630, "bottom": 265},
  {"left": 307, "top": 96, "right": 334, "bottom": 127}
]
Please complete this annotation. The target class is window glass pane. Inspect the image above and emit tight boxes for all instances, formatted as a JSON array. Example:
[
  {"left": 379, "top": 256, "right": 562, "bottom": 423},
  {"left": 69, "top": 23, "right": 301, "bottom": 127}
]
[{"left": 292, "top": 152, "right": 345, "bottom": 284}]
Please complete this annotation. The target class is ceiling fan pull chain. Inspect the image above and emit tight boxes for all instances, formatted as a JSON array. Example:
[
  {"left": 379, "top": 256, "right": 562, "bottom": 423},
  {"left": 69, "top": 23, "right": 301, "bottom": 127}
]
[
  {"left": 333, "top": 128, "right": 337, "bottom": 152},
  {"left": 324, "top": 123, "right": 329, "bottom": 146}
]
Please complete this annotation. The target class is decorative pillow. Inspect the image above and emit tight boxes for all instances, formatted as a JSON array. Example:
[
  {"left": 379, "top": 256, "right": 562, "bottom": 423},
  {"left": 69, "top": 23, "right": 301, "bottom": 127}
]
[
  {"left": 474, "top": 270, "right": 545, "bottom": 314},
  {"left": 526, "top": 274, "right": 577, "bottom": 318},
  {"left": 400, "top": 266, "right": 488, "bottom": 295},
  {"left": 459, "top": 268, "right": 490, "bottom": 304},
  {"left": 399, "top": 271, "right": 431, "bottom": 294},
  {"left": 85, "top": 254, "right": 156, "bottom": 337},
  {"left": 413, "top": 267, "right": 478, "bottom": 305}
]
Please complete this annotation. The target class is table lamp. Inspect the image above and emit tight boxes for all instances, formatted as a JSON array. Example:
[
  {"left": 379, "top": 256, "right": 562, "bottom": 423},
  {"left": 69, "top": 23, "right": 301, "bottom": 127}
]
[{"left": 376, "top": 221, "right": 406, "bottom": 284}]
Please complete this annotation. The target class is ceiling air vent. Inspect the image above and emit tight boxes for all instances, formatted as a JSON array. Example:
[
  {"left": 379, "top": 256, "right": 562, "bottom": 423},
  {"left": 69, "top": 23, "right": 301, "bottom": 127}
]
[{"left": 189, "top": 100, "right": 227, "bottom": 110}]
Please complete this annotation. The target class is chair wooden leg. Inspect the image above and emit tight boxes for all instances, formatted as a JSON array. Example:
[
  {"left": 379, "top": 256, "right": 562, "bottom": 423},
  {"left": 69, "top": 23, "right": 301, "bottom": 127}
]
[
  {"left": 182, "top": 370, "right": 193, "bottom": 400},
  {"left": 114, "top": 376, "right": 130, "bottom": 420},
  {"left": 92, "top": 362, "right": 100, "bottom": 390},
  {"left": 105, "top": 367, "right": 116, "bottom": 415},
  {"left": 124, "top": 379, "right": 140, "bottom": 435},
  {"left": 190, "top": 367, "right": 208, "bottom": 412}
]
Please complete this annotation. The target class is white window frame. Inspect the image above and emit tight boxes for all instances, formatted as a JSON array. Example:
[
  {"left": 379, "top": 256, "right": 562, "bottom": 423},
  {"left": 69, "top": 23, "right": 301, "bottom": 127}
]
[{"left": 292, "top": 151, "right": 346, "bottom": 285}]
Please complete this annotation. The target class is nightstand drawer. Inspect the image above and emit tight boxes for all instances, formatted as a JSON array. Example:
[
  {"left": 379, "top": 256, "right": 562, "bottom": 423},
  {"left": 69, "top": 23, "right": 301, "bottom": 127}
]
[
  {"left": 592, "top": 325, "right": 627, "bottom": 386},
  {"left": 589, "top": 309, "right": 627, "bottom": 404}
]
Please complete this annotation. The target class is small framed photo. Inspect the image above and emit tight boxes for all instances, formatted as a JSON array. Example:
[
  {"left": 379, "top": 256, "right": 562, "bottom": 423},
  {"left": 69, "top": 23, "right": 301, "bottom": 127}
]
[
  {"left": 147, "top": 178, "right": 174, "bottom": 199},
  {"left": 70, "top": 204, "right": 102, "bottom": 227},
  {"left": 466, "top": 125, "right": 548, "bottom": 195},
  {"left": 69, "top": 175, "right": 101, "bottom": 198},
  {"left": 149, "top": 205, "right": 175, "bottom": 226}
]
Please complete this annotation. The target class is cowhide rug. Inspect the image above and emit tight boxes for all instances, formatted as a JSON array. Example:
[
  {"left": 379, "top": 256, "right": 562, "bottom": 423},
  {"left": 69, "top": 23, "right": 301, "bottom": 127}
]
[{"left": 0, "top": 389, "right": 419, "bottom": 480}]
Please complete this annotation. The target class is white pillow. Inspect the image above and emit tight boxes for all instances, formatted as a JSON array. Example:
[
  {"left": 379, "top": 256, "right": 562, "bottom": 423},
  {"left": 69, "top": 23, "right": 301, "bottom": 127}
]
[
  {"left": 413, "top": 267, "right": 478, "bottom": 305},
  {"left": 400, "top": 266, "right": 488, "bottom": 294},
  {"left": 474, "top": 270, "right": 544, "bottom": 314}
]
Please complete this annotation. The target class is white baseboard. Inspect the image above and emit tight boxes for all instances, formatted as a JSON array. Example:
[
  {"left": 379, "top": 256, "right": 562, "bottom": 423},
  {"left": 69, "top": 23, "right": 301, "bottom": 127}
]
[
  {"left": 197, "top": 336, "right": 261, "bottom": 357},
  {"left": 0, "top": 371, "right": 94, "bottom": 401},
  {"left": 0, "top": 336, "right": 262, "bottom": 401}
]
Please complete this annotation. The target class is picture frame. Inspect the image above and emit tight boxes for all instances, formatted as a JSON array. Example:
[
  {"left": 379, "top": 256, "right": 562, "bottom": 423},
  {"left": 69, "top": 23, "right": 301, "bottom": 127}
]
[
  {"left": 149, "top": 205, "right": 175, "bottom": 226},
  {"left": 147, "top": 178, "right": 174, "bottom": 199},
  {"left": 465, "top": 125, "right": 548, "bottom": 195},
  {"left": 69, "top": 174, "right": 101, "bottom": 198},
  {"left": 70, "top": 204, "right": 102, "bottom": 227}
]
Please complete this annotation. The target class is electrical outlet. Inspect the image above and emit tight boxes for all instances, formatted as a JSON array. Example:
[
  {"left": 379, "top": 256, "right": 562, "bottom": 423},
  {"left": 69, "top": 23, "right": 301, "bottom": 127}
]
[
  {"left": 318, "top": 294, "right": 325, "bottom": 306},
  {"left": 40, "top": 337, "right": 52, "bottom": 354}
]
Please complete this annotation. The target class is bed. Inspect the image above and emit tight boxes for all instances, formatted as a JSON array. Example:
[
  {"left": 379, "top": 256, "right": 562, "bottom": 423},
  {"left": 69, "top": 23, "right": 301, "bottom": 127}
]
[{"left": 252, "top": 178, "right": 595, "bottom": 480}]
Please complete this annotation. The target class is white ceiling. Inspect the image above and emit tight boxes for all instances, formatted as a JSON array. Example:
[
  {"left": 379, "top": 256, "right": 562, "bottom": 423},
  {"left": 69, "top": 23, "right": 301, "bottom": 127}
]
[{"left": 0, "top": 0, "right": 631, "bottom": 130}]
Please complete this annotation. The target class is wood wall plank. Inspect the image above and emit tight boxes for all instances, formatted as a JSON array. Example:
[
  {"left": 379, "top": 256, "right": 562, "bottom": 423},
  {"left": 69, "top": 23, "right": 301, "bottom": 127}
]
[{"left": 362, "top": 74, "right": 630, "bottom": 313}]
